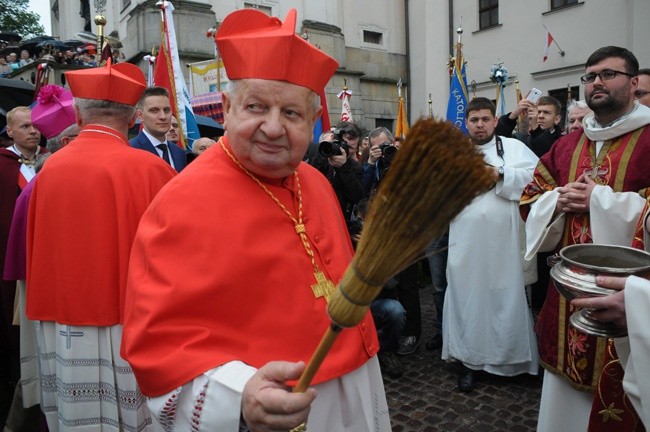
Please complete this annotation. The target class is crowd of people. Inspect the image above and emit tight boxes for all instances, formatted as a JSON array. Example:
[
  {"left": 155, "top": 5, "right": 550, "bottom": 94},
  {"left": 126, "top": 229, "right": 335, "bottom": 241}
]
[
  {"left": 0, "top": 50, "right": 34, "bottom": 76},
  {"left": 0, "top": 42, "right": 126, "bottom": 77},
  {"left": 1, "top": 7, "right": 650, "bottom": 432}
]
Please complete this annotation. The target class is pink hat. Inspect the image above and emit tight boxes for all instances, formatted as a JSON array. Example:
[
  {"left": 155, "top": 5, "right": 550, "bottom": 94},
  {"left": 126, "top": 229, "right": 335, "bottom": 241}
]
[
  {"left": 216, "top": 9, "right": 338, "bottom": 93},
  {"left": 31, "top": 84, "right": 76, "bottom": 139}
]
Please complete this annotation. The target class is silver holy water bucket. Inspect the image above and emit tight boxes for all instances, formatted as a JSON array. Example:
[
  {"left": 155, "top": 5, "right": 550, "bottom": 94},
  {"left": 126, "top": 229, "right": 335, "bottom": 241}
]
[{"left": 549, "top": 244, "right": 650, "bottom": 338}]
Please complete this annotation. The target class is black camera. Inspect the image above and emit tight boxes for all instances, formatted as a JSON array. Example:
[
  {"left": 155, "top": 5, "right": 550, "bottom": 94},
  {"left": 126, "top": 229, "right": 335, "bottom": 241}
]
[
  {"left": 318, "top": 128, "right": 349, "bottom": 158},
  {"left": 379, "top": 141, "right": 397, "bottom": 161}
]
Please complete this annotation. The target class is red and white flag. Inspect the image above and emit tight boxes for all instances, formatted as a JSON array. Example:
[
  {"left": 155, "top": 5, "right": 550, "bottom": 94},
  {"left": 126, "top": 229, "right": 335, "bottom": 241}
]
[
  {"left": 154, "top": 1, "right": 200, "bottom": 150},
  {"left": 338, "top": 89, "right": 353, "bottom": 123},
  {"left": 543, "top": 31, "right": 554, "bottom": 62}
]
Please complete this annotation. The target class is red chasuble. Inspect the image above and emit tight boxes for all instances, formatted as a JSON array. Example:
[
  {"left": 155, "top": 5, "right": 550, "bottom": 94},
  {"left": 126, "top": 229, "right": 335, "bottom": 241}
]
[
  {"left": 520, "top": 125, "right": 650, "bottom": 394},
  {"left": 586, "top": 203, "right": 649, "bottom": 432},
  {"left": 0, "top": 148, "right": 24, "bottom": 364},
  {"left": 26, "top": 125, "right": 176, "bottom": 325},
  {"left": 122, "top": 137, "right": 378, "bottom": 397}
]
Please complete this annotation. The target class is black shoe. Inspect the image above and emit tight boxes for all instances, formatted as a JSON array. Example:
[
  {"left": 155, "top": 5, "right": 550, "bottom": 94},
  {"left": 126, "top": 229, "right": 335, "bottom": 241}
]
[
  {"left": 425, "top": 333, "right": 443, "bottom": 351},
  {"left": 457, "top": 369, "right": 475, "bottom": 392},
  {"left": 378, "top": 352, "right": 404, "bottom": 379},
  {"left": 397, "top": 336, "right": 420, "bottom": 356}
]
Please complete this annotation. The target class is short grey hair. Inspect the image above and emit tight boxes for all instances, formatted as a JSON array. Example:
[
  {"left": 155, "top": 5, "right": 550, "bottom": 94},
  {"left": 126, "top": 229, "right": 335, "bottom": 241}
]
[
  {"left": 74, "top": 98, "right": 136, "bottom": 124},
  {"left": 567, "top": 100, "right": 590, "bottom": 116},
  {"left": 368, "top": 126, "right": 394, "bottom": 143},
  {"left": 318, "top": 131, "right": 334, "bottom": 143},
  {"left": 46, "top": 123, "right": 80, "bottom": 154},
  {"left": 225, "top": 80, "right": 320, "bottom": 113},
  {"left": 34, "top": 153, "right": 51, "bottom": 173}
]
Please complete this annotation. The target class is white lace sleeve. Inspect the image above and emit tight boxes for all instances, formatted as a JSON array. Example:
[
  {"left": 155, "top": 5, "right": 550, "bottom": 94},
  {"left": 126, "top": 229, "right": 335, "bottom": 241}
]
[
  {"left": 589, "top": 185, "right": 646, "bottom": 245},
  {"left": 525, "top": 189, "right": 564, "bottom": 259},
  {"left": 146, "top": 361, "right": 257, "bottom": 432}
]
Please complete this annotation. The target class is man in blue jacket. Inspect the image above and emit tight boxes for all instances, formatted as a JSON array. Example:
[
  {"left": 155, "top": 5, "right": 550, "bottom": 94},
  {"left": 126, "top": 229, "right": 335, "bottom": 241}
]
[{"left": 130, "top": 86, "right": 187, "bottom": 172}]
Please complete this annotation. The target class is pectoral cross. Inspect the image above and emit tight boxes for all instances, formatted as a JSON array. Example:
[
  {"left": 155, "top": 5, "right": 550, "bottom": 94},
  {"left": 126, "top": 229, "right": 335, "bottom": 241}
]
[{"left": 311, "top": 271, "right": 335, "bottom": 303}]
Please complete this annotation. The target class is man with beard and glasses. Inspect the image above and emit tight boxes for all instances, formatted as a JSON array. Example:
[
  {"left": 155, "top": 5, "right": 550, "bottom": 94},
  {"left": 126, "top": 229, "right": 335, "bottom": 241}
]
[
  {"left": 521, "top": 46, "right": 650, "bottom": 432},
  {"left": 442, "top": 97, "right": 539, "bottom": 393}
]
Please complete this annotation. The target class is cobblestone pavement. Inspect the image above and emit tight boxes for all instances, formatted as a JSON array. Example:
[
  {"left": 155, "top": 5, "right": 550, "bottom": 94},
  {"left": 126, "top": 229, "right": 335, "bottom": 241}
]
[{"left": 383, "top": 286, "right": 543, "bottom": 431}]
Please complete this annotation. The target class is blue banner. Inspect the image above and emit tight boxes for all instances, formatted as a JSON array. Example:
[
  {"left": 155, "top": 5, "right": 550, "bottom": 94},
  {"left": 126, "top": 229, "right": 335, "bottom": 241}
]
[
  {"left": 312, "top": 116, "right": 324, "bottom": 143},
  {"left": 184, "top": 105, "right": 201, "bottom": 150},
  {"left": 446, "top": 62, "right": 469, "bottom": 135}
]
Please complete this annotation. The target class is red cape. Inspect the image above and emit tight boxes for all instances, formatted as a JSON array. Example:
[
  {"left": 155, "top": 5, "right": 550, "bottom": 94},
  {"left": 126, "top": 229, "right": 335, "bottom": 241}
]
[
  {"left": 0, "top": 148, "right": 22, "bottom": 365},
  {"left": 26, "top": 125, "right": 176, "bottom": 325},
  {"left": 0, "top": 150, "right": 21, "bottom": 264},
  {"left": 122, "top": 137, "right": 378, "bottom": 396}
]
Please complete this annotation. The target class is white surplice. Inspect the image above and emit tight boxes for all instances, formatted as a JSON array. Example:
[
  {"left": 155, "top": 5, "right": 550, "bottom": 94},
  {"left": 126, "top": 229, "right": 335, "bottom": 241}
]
[
  {"left": 147, "top": 357, "right": 390, "bottom": 432},
  {"left": 442, "top": 135, "right": 539, "bottom": 376},
  {"left": 35, "top": 323, "right": 153, "bottom": 432},
  {"left": 617, "top": 275, "right": 650, "bottom": 429},
  {"left": 16, "top": 280, "right": 40, "bottom": 408}
]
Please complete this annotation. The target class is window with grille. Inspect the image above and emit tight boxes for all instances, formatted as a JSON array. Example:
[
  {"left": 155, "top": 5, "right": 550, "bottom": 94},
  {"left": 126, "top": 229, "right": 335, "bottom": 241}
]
[
  {"left": 479, "top": 0, "right": 499, "bottom": 30},
  {"left": 375, "top": 118, "right": 393, "bottom": 131},
  {"left": 363, "top": 30, "right": 383, "bottom": 45},
  {"left": 551, "top": 0, "right": 578, "bottom": 10}
]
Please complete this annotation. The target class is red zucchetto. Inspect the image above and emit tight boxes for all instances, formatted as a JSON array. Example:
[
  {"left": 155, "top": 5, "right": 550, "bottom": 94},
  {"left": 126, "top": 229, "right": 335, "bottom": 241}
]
[{"left": 216, "top": 8, "right": 339, "bottom": 93}]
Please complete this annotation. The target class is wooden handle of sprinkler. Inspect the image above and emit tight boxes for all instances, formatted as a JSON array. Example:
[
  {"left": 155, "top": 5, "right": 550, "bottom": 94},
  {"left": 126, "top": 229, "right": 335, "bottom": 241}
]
[{"left": 293, "top": 324, "right": 342, "bottom": 393}]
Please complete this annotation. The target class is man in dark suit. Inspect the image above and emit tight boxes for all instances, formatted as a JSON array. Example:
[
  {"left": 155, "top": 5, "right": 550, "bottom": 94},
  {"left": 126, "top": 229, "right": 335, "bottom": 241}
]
[{"left": 130, "top": 86, "right": 187, "bottom": 172}]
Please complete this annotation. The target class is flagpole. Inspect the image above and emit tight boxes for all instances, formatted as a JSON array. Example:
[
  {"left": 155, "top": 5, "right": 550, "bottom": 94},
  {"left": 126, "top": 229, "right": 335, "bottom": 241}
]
[
  {"left": 565, "top": 83, "right": 574, "bottom": 131},
  {"left": 94, "top": 15, "right": 106, "bottom": 67},
  {"left": 445, "top": 20, "right": 469, "bottom": 134},
  {"left": 159, "top": 1, "right": 186, "bottom": 148},
  {"left": 206, "top": 27, "right": 222, "bottom": 92},
  {"left": 543, "top": 25, "right": 566, "bottom": 56},
  {"left": 428, "top": 93, "right": 433, "bottom": 117},
  {"left": 337, "top": 78, "right": 353, "bottom": 123},
  {"left": 495, "top": 63, "right": 500, "bottom": 109},
  {"left": 515, "top": 73, "right": 523, "bottom": 127},
  {"left": 456, "top": 26, "right": 463, "bottom": 72},
  {"left": 395, "top": 78, "right": 408, "bottom": 139}
]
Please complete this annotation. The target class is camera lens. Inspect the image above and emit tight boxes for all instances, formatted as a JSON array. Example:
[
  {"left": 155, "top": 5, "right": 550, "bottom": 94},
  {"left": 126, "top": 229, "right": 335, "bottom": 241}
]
[
  {"left": 318, "top": 141, "right": 341, "bottom": 158},
  {"left": 382, "top": 145, "right": 397, "bottom": 159}
]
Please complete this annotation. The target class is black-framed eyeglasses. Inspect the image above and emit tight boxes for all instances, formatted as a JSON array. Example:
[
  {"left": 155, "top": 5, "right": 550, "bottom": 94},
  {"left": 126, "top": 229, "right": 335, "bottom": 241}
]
[{"left": 580, "top": 69, "right": 635, "bottom": 84}]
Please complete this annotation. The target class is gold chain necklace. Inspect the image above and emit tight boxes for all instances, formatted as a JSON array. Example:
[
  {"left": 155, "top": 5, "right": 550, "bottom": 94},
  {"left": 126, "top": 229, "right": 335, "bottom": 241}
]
[
  {"left": 220, "top": 138, "right": 335, "bottom": 302},
  {"left": 11, "top": 145, "right": 36, "bottom": 166}
]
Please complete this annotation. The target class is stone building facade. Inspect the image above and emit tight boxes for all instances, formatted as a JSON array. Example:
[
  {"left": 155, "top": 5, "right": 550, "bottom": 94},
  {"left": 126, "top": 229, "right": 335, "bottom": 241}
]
[{"left": 47, "top": 0, "right": 650, "bottom": 132}]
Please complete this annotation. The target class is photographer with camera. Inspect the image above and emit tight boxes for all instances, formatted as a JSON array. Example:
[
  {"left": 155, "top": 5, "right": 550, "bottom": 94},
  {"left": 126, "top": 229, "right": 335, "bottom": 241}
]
[
  {"left": 306, "top": 129, "right": 364, "bottom": 224},
  {"left": 362, "top": 127, "right": 422, "bottom": 356},
  {"left": 362, "top": 127, "right": 398, "bottom": 198},
  {"left": 335, "top": 121, "right": 363, "bottom": 163},
  {"left": 352, "top": 199, "right": 406, "bottom": 379}
]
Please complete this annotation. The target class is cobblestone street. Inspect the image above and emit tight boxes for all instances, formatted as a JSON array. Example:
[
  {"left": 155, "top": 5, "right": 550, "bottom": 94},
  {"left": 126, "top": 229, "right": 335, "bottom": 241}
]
[{"left": 383, "top": 287, "right": 543, "bottom": 431}]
